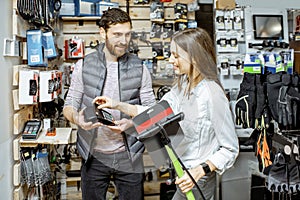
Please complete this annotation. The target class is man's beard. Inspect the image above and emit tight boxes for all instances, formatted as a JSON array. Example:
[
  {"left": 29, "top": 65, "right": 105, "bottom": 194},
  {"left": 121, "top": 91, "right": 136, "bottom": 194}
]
[{"left": 106, "top": 38, "right": 128, "bottom": 58}]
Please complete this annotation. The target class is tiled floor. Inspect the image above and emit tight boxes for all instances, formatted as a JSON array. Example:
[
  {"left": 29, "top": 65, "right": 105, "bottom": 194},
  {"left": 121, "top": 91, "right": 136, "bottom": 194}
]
[{"left": 64, "top": 186, "right": 82, "bottom": 200}]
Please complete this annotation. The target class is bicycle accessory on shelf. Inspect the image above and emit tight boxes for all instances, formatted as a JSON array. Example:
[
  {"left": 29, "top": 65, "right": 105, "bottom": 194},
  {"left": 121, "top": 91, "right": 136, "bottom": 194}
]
[
  {"left": 46, "top": 127, "right": 56, "bottom": 136},
  {"left": 22, "top": 120, "right": 42, "bottom": 140}
]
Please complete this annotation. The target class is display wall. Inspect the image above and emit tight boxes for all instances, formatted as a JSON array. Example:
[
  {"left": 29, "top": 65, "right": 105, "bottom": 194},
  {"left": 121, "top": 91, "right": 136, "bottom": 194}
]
[{"left": 0, "top": 0, "right": 20, "bottom": 199}]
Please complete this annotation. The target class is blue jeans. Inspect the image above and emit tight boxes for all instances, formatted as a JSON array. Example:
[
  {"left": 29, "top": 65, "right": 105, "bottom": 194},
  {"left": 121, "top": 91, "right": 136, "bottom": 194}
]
[{"left": 81, "top": 151, "right": 144, "bottom": 200}]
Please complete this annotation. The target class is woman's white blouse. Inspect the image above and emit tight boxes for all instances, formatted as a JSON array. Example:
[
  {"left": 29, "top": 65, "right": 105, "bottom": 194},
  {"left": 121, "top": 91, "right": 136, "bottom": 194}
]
[{"left": 161, "top": 79, "right": 239, "bottom": 174}]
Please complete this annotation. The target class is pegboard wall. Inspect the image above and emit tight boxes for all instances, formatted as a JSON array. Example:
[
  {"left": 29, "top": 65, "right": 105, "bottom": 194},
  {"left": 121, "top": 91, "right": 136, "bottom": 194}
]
[{"left": 214, "top": 0, "right": 300, "bottom": 99}]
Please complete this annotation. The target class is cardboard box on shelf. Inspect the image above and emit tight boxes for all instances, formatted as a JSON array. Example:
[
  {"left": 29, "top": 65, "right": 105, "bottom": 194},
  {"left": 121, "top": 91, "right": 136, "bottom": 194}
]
[
  {"left": 216, "top": 0, "right": 236, "bottom": 10},
  {"left": 94, "top": 1, "right": 119, "bottom": 16}
]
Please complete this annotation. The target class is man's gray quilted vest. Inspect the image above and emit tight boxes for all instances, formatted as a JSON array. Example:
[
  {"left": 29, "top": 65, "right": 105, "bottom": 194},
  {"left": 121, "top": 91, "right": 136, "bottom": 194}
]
[{"left": 77, "top": 44, "right": 143, "bottom": 161}]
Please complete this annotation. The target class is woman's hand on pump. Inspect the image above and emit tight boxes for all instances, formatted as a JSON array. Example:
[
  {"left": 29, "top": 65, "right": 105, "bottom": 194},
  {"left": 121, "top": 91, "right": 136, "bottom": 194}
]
[
  {"left": 175, "top": 166, "right": 204, "bottom": 193},
  {"left": 176, "top": 161, "right": 216, "bottom": 193}
]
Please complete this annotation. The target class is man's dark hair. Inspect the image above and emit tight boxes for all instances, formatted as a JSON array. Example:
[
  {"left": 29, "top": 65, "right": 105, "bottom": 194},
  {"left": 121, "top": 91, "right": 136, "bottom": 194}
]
[{"left": 98, "top": 8, "right": 132, "bottom": 31}]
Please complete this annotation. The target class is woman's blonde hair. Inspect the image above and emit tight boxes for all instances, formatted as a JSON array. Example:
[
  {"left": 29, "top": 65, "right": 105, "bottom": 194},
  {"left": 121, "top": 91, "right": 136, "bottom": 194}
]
[{"left": 171, "top": 28, "right": 223, "bottom": 94}]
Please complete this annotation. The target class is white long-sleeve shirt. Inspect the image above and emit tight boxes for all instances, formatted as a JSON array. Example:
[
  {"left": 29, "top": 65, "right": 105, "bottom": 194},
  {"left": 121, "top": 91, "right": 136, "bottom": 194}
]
[{"left": 160, "top": 79, "right": 239, "bottom": 174}]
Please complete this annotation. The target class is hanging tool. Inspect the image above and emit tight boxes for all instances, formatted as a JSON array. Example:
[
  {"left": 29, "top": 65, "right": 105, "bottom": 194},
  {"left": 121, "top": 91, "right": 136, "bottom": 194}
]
[{"left": 126, "top": 0, "right": 130, "bottom": 14}]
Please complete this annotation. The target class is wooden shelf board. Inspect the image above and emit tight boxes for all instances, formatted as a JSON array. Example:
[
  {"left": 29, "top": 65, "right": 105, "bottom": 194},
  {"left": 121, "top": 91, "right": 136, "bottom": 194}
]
[{"left": 20, "top": 127, "right": 72, "bottom": 147}]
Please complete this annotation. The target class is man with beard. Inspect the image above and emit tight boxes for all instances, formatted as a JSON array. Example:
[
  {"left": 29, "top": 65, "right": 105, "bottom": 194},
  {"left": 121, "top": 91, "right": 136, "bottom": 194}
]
[{"left": 63, "top": 8, "right": 156, "bottom": 200}]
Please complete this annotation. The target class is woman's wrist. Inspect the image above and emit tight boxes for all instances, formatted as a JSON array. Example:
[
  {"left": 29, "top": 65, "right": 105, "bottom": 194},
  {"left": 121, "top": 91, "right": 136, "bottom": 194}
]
[
  {"left": 194, "top": 161, "right": 216, "bottom": 179},
  {"left": 190, "top": 165, "right": 205, "bottom": 182},
  {"left": 200, "top": 162, "right": 212, "bottom": 176},
  {"left": 206, "top": 160, "right": 216, "bottom": 173},
  {"left": 116, "top": 102, "right": 138, "bottom": 117}
]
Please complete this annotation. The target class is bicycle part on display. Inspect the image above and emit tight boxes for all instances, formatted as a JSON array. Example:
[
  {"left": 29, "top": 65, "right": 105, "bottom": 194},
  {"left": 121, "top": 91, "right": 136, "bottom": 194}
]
[{"left": 22, "top": 120, "right": 42, "bottom": 140}]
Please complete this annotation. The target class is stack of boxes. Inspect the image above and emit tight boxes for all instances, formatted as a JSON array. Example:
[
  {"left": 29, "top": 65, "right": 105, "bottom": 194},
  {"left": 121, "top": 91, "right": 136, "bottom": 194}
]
[{"left": 59, "top": 0, "right": 119, "bottom": 17}]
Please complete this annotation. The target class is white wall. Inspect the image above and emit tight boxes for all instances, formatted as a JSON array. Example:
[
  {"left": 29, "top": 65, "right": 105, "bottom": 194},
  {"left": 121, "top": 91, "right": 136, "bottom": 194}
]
[
  {"left": 236, "top": 0, "right": 300, "bottom": 9},
  {"left": 0, "top": 0, "right": 20, "bottom": 199},
  {"left": 210, "top": 0, "right": 300, "bottom": 9}
]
